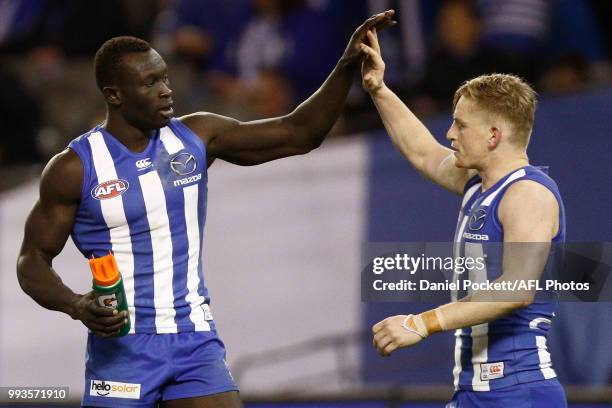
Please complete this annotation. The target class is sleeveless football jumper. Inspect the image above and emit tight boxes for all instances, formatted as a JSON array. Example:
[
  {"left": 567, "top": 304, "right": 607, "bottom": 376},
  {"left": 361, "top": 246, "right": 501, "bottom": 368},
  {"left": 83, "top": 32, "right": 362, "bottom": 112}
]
[
  {"left": 69, "top": 118, "right": 214, "bottom": 334},
  {"left": 451, "top": 166, "right": 566, "bottom": 392}
]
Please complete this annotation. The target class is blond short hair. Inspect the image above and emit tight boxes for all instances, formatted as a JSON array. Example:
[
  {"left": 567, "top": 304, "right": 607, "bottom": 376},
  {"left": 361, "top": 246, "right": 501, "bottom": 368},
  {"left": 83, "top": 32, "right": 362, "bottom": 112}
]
[{"left": 453, "top": 73, "right": 537, "bottom": 147}]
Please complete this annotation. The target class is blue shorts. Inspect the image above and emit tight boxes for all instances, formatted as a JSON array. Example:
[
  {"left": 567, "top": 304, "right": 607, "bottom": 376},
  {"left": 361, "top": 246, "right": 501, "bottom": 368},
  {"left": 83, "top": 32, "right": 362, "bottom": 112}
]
[
  {"left": 446, "top": 379, "right": 567, "bottom": 408},
  {"left": 82, "top": 331, "right": 238, "bottom": 407}
]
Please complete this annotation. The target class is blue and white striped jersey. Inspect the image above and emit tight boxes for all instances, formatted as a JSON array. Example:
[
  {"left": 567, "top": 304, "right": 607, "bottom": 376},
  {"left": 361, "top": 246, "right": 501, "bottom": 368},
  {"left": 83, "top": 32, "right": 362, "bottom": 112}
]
[
  {"left": 451, "top": 166, "right": 566, "bottom": 391},
  {"left": 68, "top": 118, "right": 215, "bottom": 334}
]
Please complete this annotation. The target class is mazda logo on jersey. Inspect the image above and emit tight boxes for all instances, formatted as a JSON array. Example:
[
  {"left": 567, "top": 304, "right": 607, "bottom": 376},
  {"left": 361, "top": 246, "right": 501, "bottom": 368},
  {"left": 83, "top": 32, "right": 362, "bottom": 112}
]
[
  {"left": 170, "top": 153, "right": 197, "bottom": 175},
  {"left": 468, "top": 208, "right": 487, "bottom": 231},
  {"left": 91, "top": 179, "right": 129, "bottom": 200}
]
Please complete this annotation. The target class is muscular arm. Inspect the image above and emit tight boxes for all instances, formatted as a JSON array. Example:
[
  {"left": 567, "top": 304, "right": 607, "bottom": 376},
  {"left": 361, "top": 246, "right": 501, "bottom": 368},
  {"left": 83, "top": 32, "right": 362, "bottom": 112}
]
[
  {"left": 17, "top": 149, "right": 125, "bottom": 336},
  {"left": 17, "top": 149, "right": 83, "bottom": 315},
  {"left": 180, "top": 10, "right": 396, "bottom": 166},
  {"left": 373, "top": 180, "right": 559, "bottom": 356},
  {"left": 361, "top": 30, "right": 474, "bottom": 194}
]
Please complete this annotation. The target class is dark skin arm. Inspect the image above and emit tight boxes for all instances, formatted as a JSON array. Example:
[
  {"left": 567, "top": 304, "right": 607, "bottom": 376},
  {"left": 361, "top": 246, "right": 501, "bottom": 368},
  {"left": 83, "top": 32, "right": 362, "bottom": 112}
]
[
  {"left": 180, "top": 10, "right": 397, "bottom": 166},
  {"left": 16, "top": 149, "right": 127, "bottom": 337}
]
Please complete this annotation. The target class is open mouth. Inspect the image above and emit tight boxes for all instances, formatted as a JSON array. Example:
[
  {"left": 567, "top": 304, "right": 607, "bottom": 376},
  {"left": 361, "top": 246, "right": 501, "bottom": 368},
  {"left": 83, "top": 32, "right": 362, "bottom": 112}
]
[{"left": 159, "top": 104, "right": 174, "bottom": 119}]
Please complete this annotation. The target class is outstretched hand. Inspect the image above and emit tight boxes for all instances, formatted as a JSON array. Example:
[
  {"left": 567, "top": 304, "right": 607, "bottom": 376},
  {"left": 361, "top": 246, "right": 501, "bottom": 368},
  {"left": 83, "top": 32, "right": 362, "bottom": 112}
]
[
  {"left": 361, "top": 28, "right": 386, "bottom": 94},
  {"left": 342, "top": 10, "right": 396, "bottom": 65}
]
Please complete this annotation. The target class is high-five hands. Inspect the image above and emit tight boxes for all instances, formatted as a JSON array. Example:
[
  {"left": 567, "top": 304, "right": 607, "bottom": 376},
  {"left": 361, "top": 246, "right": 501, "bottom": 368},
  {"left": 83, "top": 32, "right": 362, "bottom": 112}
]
[
  {"left": 342, "top": 10, "right": 396, "bottom": 64},
  {"left": 360, "top": 28, "right": 386, "bottom": 94}
]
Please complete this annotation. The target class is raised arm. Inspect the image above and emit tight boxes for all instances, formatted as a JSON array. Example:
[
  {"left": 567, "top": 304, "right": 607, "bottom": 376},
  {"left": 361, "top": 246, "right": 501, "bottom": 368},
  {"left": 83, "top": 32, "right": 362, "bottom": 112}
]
[
  {"left": 180, "top": 10, "right": 397, "bottom": 166},
  {"left": 17, "top": 149, "right": 126, "bottom": 337},
  {"left": 372, "top": 181, "right": 559, "bottom": 356},
  {"left": 361, "top": 29, "right": 474, "bottom": 194}
]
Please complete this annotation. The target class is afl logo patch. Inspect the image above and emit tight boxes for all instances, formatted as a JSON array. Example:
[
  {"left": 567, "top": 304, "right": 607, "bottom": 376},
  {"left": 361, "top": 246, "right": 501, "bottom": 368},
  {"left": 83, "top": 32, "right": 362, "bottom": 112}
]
[
  {"left": 91, "top": 179, "right": 129, "bottom": 200},
  {"left": 468, "top": 208, "right": 487, "bottom": 231}
]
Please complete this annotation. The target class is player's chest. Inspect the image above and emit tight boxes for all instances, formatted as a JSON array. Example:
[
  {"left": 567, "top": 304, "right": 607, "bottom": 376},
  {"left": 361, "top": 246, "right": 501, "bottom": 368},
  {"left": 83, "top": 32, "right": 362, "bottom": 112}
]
[
  {"left": 86, "top": 149, "right": 207, "bottom": 226},
  {"left": 460, "top": 195, "right": 502, "bottom": 243}
]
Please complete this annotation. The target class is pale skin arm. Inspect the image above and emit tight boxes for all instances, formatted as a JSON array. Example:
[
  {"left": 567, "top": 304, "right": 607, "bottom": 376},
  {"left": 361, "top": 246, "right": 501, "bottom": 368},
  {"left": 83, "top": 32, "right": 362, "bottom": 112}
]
[
  {"left": 372, "top": 180, "right": 560, "bottom": 356},
  {"left": 361, "top": 29, "right": 475, "bottom": 194},
  {"left": 180, "top": 11, "right": 397, "bottom": 167}
]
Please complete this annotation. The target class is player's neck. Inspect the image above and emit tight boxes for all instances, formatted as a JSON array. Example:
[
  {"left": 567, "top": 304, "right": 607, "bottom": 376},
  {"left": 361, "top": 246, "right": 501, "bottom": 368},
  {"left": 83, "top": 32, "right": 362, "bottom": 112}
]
[
  {"left": 479, "top": 156, "right": 529, "bottom": 191},
  {"left": 103, "top": 113, "right": 156, "bottom": 154}
]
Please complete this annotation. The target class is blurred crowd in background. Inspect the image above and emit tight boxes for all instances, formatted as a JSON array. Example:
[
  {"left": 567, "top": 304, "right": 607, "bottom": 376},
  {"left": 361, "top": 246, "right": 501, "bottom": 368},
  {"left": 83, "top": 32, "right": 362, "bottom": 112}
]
[{"left": 1, "top": 0, "right": 611, "bottom": 190}]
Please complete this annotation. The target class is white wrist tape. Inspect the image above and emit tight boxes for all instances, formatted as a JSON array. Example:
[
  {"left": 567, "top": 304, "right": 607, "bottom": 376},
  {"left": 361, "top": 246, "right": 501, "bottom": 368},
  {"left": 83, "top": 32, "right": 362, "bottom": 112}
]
[
  {"left": 435, "top": 307, "right": 448, "bottom": 331},
  {"left": 401, "top": 314, "right": 429, "bottom": 339}
]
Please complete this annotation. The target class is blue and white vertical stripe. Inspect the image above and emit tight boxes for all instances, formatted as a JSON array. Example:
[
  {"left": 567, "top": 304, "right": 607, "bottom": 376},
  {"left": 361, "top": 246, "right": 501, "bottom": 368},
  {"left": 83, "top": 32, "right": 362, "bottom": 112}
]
[
  {"left": 68, "top": 119, "right": 213, "bottom": 334},
  {"left": 450, "top": 167, "right": 564, "bottom": 391}
]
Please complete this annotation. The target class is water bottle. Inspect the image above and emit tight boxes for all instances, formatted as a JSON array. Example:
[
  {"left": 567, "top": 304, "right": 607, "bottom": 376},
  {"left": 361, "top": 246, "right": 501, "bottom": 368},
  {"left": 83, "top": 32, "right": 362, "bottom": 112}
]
[{"left": 89, "top": 252, "right": 131, "bottom": 336}]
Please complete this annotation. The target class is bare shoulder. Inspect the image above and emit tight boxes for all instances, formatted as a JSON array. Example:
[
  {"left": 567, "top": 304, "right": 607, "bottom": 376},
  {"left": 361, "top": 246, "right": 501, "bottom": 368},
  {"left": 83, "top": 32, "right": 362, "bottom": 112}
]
[
  {"left": 179, "top": 112, "right": 239, "bottom": 145},
  {"left": 498, "top": 180, "right": 559, "bottom": 238},
  {"left": 501, "top": 180, "right": 558, "bottom": 210},
  {"left": 40, "top": 148, "right": 83, "bottom": 205}
]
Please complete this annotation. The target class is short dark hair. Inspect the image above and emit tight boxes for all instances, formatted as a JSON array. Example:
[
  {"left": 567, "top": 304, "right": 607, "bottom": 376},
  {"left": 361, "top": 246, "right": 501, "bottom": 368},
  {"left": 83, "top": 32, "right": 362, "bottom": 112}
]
[{"left": 94, "top": 36, "right": 151, "bottom": 90}]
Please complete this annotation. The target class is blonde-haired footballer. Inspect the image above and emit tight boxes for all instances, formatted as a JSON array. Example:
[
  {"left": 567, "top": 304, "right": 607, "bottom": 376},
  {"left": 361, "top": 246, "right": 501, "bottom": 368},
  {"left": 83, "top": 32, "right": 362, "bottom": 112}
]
[{"left": 360, "top": 28, "right": 566, "bottom": 408}]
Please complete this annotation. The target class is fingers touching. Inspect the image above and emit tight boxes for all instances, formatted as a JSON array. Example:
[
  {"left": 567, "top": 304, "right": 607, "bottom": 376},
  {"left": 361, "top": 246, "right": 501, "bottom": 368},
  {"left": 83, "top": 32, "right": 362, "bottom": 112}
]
[
  {"left": 365, "top": 10, "right": 396, "bottom": 32},
  {"left": 367, "top": 28, "right": 381, "bottom": 53}
]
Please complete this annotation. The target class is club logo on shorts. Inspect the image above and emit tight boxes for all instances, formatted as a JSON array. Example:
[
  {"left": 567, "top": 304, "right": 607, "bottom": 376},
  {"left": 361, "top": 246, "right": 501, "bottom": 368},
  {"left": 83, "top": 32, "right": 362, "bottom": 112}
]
[
  {"left": 91, "top": 179, "right": 129, "bottom": 200},
  {"left": 90, "top": 380, "right": 141, "bottom": 399},
  {"left": 170, "top": 152, "right": 197, "bottom": 175},
  {"left": 468, "top": 208, "right": 487, "bottom": 231}
]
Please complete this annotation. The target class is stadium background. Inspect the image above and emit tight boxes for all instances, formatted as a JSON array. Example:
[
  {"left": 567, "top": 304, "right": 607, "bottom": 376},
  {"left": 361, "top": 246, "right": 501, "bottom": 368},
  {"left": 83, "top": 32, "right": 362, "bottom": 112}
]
[{"left": 1, "top": 0, "right": 611, "bottom": 406}]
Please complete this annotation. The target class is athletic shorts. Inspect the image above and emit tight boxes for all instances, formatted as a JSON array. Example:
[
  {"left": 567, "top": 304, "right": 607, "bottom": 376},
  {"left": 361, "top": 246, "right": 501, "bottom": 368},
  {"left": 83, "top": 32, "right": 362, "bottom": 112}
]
[
  {"left": 446, "top": 379, "right": 567, "bottom": 408},
  {"left": 82, "top": 331, "right": 238, "bottom": 407}
]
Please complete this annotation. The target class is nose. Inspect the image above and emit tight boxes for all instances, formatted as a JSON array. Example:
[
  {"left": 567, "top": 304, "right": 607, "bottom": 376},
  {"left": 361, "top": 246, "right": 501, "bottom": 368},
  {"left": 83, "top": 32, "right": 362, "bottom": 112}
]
[
  {"left": 160, "top": 81, "right": 173, "bottom": 98},
  {"left": 446, "top": 128, "right": 455, "bottom": 142}
]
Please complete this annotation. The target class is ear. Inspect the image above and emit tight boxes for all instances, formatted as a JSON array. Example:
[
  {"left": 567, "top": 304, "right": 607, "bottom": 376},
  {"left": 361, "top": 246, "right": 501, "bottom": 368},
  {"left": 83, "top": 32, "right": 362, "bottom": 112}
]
[
  {"left": 488, "top": 127, "right": 502, "bottom": 150},
  {"left": 102, "top": 86, "right": 121, "bottom": 107}
]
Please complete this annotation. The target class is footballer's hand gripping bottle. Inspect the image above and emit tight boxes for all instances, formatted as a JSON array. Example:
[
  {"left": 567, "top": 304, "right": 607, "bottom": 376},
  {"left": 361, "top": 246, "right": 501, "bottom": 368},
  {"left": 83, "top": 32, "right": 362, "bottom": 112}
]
[{"left": 89, "top": 252, "right": 131, "bottom": 336}]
